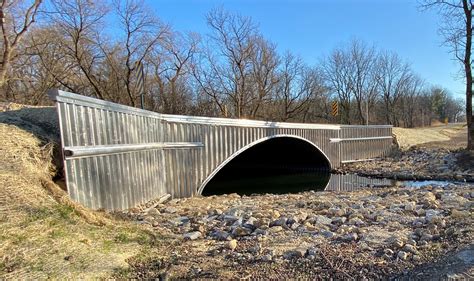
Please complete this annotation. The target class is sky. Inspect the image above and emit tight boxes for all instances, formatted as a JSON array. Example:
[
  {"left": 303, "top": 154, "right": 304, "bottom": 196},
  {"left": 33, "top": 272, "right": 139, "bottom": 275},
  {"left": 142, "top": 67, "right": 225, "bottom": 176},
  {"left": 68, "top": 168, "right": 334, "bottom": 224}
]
[{"left": 145, "top": 0, "right": 465, "bottom": 99}]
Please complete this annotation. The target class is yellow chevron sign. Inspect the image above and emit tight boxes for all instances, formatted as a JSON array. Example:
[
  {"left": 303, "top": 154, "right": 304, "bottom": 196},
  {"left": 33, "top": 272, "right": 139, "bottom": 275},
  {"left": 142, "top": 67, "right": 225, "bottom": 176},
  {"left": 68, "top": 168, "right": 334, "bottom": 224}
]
[
  {"left": 135, "top": 61, "right": 144, "bottom": 96},
  {"left": 331, "top": 101, "right": 338, "bottom": 116}
]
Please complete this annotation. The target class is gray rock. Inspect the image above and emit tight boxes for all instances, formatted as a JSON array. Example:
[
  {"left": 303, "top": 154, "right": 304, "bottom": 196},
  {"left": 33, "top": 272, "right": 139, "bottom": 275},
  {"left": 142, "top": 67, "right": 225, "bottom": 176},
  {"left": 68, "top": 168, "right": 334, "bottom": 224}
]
[
  {"left": 143, "top": 215, "right": 154, "bottom": 223},
  {"left": 268, "top": 226, "right": 283, "bottom": 234},
  {"left": 397, "top": 251, "right": 409, "bottom": 260},
  {"left": 248, "top": 245, "right": 261, "bottom": 254},
  {"left": 169, "top": 216, "right": 190, "bottom": 226},
  {"left": 384, "top": 249, "right": 394, "bottom": 256},
  {"left": 341, "top": 233, "right": 358, "bottom": 242},
  {"left": 391, "top": 239, "right": 404, "bottom": 248},
  {"left": 306, "top": 247, "right": 319, "bottom": 256},
  {"left": 403, "top": 244, "right": 417, "bottom": 254},
  {"left": 320, "top": 230, "right": 335, "bottom": 239},
  {"left": 223, "top": 215, "right": 240, "bottom": 223},
  {"left": 283, "top": 248, "right": 307, "bottom": 259},
  {"left": 253, "top": 228, "right": 268, "bottom": 235},
  {"left": 311, "top": 215, "right": 332, "bottom": 225},
  {"left": 420, "top": 233, "right": 433, "bottom": 241},
  {"left": 232, "top": 226, "right": 251, "bottom": 237},
  {"left": 348, "top": 217, "right": 365, "bottom": 226},
  {"left": 231, "top": 217, "right": 243, "bottom": 227},
  {"left": 328, "top": 207, "right": 345, "bottom": 217},
  {"left": 294, "top": 212, "right": 308, "bottom": 222},
  {"left": 205, "top": 215, "right": 219, "bottom": 222},
  {"left": 261, "top": 254, "right": 273, "bottom": 262},
  {"left": 286, "top": 217, "right": 297, "bottom": 225},
  {"left": 254, "top": 218, "right": 269, "bottom": 228},
  {"left": 360, "top": 242, "right": 374, "bottom": 251},
  {"left": 290, "top": 222, "right": 300, "bottom": 230},
  {"left": 225, "top": 208, "right": 243, "bottom": 217},
  {"left": 332, "top": 216, "right": 347, "bottom": 224},
  {"left": 425, "top": 209, "right": 442, "bottom": 224},
  {"left": 243, "top": 217, "right": 258, "bottom": 229},
  {"left": 147, "top": 208, "right": 161, "bottom": 216},
  {"left": 211, "top": 230, "right": 231, "bottom": 241},
  {"left": 164, "top": 206, "right": 178, "bottom": 214},
  {"left": 270, "top": 217, "right": 288, "bottom": 227},
  {"left": 183, "top": 231, "right": 201, "bottom": 240},
  {"left": 441, "top": 194, "right": 468, "bottom": 205},
  {"left": 406, "top": 239, "right": 417, "bottom": 246},
  {"left": 404, "top": 202, "right": 416, "bottom": 211},
  {"left": 382, "top": 253, "right": 393, "bottom": 260}
]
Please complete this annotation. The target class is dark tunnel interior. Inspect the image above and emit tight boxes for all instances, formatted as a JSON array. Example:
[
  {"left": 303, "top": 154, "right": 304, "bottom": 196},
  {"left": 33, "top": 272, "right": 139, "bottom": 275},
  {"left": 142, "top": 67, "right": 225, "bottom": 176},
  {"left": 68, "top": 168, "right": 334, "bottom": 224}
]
[{"left": 201, "top": 137, "right": 331, "bottom": 196}]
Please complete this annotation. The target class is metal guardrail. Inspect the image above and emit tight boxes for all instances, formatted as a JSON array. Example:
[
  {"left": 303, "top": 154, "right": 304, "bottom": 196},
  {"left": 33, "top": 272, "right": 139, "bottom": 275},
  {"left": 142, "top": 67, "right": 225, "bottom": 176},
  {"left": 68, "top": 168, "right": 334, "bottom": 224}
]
[{"left": 49, "top": 89, "right": 393, "bottom": 210}]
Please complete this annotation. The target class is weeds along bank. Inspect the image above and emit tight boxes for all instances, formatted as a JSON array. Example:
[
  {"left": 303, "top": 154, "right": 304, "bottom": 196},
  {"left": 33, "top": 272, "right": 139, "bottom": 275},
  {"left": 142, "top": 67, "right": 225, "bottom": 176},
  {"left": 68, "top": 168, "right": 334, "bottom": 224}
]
[{"left": 0, "top": 106, "right": 163, "bottom": 278}]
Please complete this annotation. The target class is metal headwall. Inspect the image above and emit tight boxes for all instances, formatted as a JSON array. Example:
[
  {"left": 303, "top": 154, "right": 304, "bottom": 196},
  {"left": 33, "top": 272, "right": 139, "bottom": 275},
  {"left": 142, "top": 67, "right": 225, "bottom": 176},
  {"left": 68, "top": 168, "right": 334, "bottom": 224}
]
[{"left": 49, "top": 89, "right": 393, "bottom": 210}]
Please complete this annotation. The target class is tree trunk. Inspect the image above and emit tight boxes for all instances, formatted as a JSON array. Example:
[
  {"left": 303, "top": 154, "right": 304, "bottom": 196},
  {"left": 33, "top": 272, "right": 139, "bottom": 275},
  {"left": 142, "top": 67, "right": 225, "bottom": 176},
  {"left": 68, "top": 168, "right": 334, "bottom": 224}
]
[
  {"left": 0, "top": 46, "right": 11, "bottom": 87},
  {"left": 463, "top": 0, "right": 474, "bottom": 150}
]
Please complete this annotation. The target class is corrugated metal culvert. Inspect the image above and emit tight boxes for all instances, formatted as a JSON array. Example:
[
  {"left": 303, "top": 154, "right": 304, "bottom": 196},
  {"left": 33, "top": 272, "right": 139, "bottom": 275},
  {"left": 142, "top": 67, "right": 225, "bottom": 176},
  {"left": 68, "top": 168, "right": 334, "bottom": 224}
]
[{"left": 49, "top": 90, "right": 392, "bottom": 210}]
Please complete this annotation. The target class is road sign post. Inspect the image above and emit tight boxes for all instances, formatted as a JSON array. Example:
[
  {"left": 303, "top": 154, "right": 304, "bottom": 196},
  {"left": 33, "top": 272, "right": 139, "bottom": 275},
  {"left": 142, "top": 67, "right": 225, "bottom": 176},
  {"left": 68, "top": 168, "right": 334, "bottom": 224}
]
[{"left": 331, "top": 101, "right": 338, "bottom": 115}]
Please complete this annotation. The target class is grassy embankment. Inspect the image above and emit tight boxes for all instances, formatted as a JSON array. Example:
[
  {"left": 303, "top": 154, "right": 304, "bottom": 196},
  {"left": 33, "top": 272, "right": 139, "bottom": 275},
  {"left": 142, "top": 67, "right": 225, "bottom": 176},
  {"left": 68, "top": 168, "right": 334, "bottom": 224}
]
[{"left": 0, "top": 105, "right": 171, "bottom": 278}]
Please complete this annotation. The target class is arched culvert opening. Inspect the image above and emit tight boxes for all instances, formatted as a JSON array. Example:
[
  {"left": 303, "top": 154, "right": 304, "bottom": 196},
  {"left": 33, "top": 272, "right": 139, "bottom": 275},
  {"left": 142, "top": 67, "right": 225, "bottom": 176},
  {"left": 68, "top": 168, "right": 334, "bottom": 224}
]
[{"left": 201, "top": 136, "right": 331, "bottom": 196}]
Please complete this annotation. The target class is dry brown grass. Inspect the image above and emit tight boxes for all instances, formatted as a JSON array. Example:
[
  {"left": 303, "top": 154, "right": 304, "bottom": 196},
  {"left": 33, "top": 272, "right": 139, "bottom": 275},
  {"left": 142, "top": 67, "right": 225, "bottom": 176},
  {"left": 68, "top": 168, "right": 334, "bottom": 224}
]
[
  {"left": 393, "top": 124, "right": 465, "bottom": 149},
  {"left": 0, "top": 109, "right": 167, "bottom": 278}
]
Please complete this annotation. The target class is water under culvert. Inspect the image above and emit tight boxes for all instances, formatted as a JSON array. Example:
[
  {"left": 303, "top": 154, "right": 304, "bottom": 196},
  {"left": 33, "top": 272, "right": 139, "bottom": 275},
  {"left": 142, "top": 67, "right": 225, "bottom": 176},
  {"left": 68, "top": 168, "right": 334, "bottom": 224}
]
[
  {"left": 201, "top": 169, "right": 469, "bottom": 196},
  {"left": 200, "top": 137, "right": 467, "bottom": 196}
]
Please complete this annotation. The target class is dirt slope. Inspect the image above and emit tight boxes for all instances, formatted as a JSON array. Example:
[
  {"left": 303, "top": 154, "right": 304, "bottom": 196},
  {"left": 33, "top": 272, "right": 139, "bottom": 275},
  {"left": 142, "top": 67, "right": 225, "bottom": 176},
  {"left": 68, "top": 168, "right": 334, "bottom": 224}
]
[
  {"left": 393, "top": 124, "right": 466, "bottom": 149},
  {"left": 0, "top": 107, "right": 164, "bottom": 278}
]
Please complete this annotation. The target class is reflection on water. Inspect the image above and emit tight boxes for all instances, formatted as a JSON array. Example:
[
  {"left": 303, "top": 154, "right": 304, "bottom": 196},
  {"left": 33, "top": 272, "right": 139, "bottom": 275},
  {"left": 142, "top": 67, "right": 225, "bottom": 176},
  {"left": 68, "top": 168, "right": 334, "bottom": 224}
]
[
  {"left": 326, "top": 173, "right": 395, "bottom": 191},
  {"left": 202, "top": 171, "right": 397, "bottom": 196}
]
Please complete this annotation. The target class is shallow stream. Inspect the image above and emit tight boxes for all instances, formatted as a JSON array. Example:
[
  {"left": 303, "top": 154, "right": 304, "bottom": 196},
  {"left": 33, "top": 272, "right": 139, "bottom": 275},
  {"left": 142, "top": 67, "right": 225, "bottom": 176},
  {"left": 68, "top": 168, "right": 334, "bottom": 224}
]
[{"left": 202, "top": 171, "right": 467, "bottom": 196}]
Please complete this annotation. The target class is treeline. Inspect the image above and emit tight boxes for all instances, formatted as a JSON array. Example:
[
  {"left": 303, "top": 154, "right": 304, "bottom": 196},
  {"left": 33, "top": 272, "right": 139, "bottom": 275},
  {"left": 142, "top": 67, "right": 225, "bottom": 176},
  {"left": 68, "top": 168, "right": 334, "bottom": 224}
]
[{"left": 1, "top": 0, "right": 464, "bottom": 126}]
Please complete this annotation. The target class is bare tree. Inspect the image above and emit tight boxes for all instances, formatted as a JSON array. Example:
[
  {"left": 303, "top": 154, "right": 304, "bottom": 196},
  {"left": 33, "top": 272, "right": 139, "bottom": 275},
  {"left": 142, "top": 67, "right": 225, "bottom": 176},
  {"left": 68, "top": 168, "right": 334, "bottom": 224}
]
[
  {"left": 150, "top": 31, "right": 199, "bottom": 113},
  {"left": 349, "top": 40, "right": 377, "bottom": 125},
  {"left": 111, "top": 0, "right": 169, "bottom": 107},
  {"left": 6, "top": 27, "right": 61, "bottom": 104},
  {"left": 274, "top": 52, "right": 321, "bottom": 122},
  {"left": 322, "top": 47, "right": 354, "bottom": 124},
  {"left": 399, "top": 75, "right": 424, "bottom": 127},
  {"left": 249, "top": 36, "right": 279, "bottom": 118},
  {"left": 422, "top": 0, "right": 474, "bottom": 149},
  {"left": 0, "top": 0, "right": 42, "bottom": 89},
  {"left": 194, "top": 8, "right": 257, "bottom": 118},
  {"left": 375, "top": 51, "right": 413, "bottom": 125},
  {"left": 46, "top": 0, "right": 108, "bottom": 99}
]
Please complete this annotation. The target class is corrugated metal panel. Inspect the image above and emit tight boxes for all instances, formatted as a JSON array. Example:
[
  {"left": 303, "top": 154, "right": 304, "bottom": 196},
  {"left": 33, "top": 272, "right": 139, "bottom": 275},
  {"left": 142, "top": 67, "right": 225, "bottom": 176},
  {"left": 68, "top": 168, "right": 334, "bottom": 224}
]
[{"left": 49, "top": 89, "right": 393, "bottom": 210}]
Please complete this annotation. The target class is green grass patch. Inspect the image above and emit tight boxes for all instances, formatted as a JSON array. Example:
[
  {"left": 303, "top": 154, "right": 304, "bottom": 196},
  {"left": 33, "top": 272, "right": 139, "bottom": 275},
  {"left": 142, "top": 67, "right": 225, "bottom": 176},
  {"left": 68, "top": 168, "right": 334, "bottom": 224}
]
[
  {"left": 54, "top": 205, "right": 77, "bottom": 222},
  {"left": 114, "top": 230, "right": 153, "bottom": 245},
  {"left": 48, "top": 228, "right": 67, "bottom": 239}
]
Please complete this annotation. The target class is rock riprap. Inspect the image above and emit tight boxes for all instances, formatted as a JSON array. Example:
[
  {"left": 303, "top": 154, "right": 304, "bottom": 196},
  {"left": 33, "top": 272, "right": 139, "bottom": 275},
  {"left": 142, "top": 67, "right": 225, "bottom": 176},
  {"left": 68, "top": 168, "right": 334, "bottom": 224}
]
[
  {"left": 127, "top": 184, "right": 473, "bottom": 273},
  {"left": 336, "top": 148, "right": 474, "bottom": 182}
]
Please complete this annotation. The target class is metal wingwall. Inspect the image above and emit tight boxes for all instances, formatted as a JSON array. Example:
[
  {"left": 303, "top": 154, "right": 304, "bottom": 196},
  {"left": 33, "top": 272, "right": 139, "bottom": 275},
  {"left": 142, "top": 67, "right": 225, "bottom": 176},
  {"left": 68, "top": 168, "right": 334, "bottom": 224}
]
[{"left": 49, "top": 90, "right": 392, "bottom": 210}]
